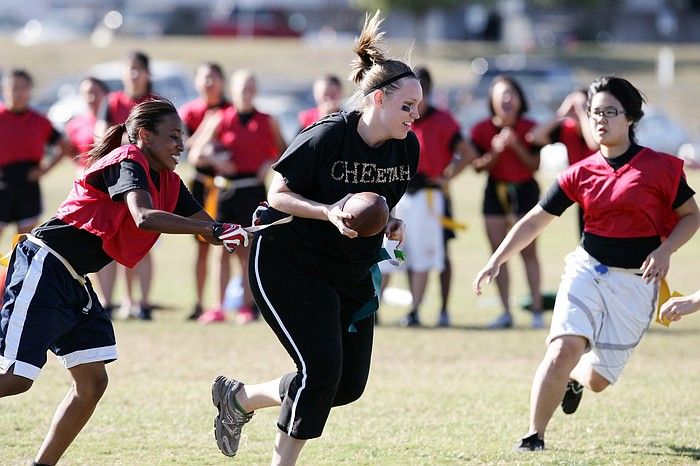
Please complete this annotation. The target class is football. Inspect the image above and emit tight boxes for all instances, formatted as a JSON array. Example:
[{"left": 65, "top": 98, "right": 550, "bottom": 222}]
[{"left": 342, "top": 192, "right": 390, "bottom": 237}]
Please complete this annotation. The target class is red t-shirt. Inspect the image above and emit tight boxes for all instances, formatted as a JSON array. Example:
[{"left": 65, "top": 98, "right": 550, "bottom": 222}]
[
  {"left": 471, "top": 117, "right": 537, "bottom": 183},
  {"left": 179, "top": 98, "right": 232, "bottom": 134},
  {"left": 107, "top": 91, "right": 157, "bottom": 125},
  {"left": 558, "top": 147, "right": 684, "bottom": 238},
  {"left": 0, "top": 104, "right": 56, "bottom": 166},
  {"left": 298, "top": 107, "right": 321, "bottom": 130},
  {"left": 217, "top": 108, "right": 280, "bottom": 174},
  {"left": 55, "top": 144, "right": 181, "bottom": 267},
  {"left": 65, "top": 113, "right": 97, "bottom": 167},
  {"left": 412, "top": 108, "right": 461, "bottom": 178},
  {"left": 557, "top": 117, "right": 596, "bottom": 165}
]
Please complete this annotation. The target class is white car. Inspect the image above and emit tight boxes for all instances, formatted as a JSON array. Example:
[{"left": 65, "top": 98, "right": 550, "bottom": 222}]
[{"left": 47, "top": 60, "right": 197, "bottom": 129}]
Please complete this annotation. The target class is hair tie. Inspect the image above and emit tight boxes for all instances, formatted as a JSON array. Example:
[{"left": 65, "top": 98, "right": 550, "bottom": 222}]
[{"left": 365, "top": 70, "right": 416, "bottom": 96}]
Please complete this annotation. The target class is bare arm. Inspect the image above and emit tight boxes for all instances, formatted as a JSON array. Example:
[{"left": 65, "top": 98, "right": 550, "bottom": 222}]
[
  {"left": 640, "top": 197, "right": 700, "bottom": 282},
  {"left": 443, "top": 139, "right": 478, "bottom": 181},
  {"left": 269, "top": 116, "right": 288, "bottom": 155},
  {"left": 28, "top": 137, "right": 76, "bottom": 181},
  {"left": 473, "top": 205, "right": 555, "bottom": 294},
  {"left": 267, "top": 171, "right": 357, "bottom": 237},
  {"left": 124, "top": 189, "right": 220, "bottom": 243},
  {"left": 527, "top": 117, "right": 559, "bottom": 147},
  {"left": 501, "top": 127, "right": 540, "bottom": 172}
]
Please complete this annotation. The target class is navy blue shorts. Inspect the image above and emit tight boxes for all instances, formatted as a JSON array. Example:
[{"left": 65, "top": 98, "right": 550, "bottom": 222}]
[
  {"left": 0, "top": 184, "right": 43, "bottom": 227},
  {"left": 0, "top": 240, "right": 117, "bottom": 380}
]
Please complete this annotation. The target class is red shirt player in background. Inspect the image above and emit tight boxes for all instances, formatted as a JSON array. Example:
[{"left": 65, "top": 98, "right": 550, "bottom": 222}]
[
  {"left": 470, "top": 75, "right": 544, "bottom": 330},
  {"left": 385, "top": 66, "right": 477, "bottom": 328},
  {"left": 297, "top": 74, "right": 343, "bottom": 131},
  {"left": 97, "top": 50, "right": 159, "bottom": 320},
  {"left": 189, "top": 69, "right": 286, "bottom": 324},
  {"left": 474, "top": 76, "right": 699, "bottom": 452},
  {"left": 528, "top": 89, "right": 599, "bottom": 235},
  {"left": 65, "top": 76, "right": 110, "bottom": 171},
  {"left": 179, "top": 62, "right": 232, "bottom": 320},
  {"left": 0, "top": 69, "right": 73, "bottom": 239}
]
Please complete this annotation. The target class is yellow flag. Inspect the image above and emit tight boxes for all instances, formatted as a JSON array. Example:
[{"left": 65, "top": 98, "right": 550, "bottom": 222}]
[
  {"left": 0, "top": 234, "right": 23, "bottom": 267},
  {"left": 656, "top": 278, "right": 683, "bottom": 326}
]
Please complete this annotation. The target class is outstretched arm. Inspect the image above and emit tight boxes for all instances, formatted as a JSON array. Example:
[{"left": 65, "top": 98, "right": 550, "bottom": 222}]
[{"left": 473, "top": 205, "right": 555, "bottom": 295}]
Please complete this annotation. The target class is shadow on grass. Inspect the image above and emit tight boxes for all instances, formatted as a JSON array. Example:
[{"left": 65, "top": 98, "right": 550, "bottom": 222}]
[
  {"left": 669, "top": 445, "right": 700, "bottom": 460},
  {"left": 646, "top": 326, "right": 700, "bottom": 336}
]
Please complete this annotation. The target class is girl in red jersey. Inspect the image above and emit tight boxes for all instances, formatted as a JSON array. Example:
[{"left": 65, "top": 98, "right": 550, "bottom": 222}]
[
  {"left": 99, "top": 51, "right": 159, "bottom": 320},
  {"left": 474, "top": 76, "right": 699, "bottom": 452},
  {"left": 0, "top": 99, "right": 248, "bottom": 465},
  {"left": 190, "top": 69, "right": 286, "bottom": 324},
  {"left": 529, "top": 89, "right": 599, "bottom": 235},
  {"left": 470, "top": 75, "right": 544, "bottom": 329},
  {"left": 179, "top": 62, "right": 233, "bottom": 320},
  {"left": 0, "top": 69, "right": 73, "bottom": 237},
  {"left": 65, "top": 77, "right": 109, "bottom": 171}
]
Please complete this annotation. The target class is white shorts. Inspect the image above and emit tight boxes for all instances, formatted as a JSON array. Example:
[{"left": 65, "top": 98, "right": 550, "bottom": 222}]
[
  {"left": 381, "top": 189, "right": 445, "bottom": 274},
  {"left": 547, "top": 247, "right": 658, "bottom": 384}
]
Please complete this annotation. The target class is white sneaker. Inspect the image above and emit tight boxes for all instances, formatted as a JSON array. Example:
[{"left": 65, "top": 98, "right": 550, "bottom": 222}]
[
  {"left": 531, "top": 313, "right": 544, "bottom": 329},
  {"left": 487, "top": 313, "right": 513, "bottom": 329}
]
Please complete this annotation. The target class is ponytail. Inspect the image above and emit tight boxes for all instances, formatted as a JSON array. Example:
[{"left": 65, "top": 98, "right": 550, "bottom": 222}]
[
  {"left": 346, "top": 11, "right": 416, "bottom": 111},
  {"left": 86, "top": 123, "right": 127, "bottom": 166}
]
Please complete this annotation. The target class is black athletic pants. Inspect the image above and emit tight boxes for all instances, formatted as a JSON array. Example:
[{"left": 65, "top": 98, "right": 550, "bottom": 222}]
[{"left": 248, "top": 234, "right": 375, "bottom": 439}]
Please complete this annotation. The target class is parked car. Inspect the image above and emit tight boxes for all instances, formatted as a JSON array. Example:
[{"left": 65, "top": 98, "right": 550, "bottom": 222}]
[
  {"left": 635, "top": 106, "right": 689, "bottom": 155},
  {"left": 205, "top": 7, "right": 304, "bottom": 37},
  {"left": 47, "top": 60, "right": 197, "bottom": 129}
]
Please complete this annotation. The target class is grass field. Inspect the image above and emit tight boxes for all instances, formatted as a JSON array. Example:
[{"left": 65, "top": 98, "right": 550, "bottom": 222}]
[{"left": 1, "top": 35, "right": 700, "bottom": 465}]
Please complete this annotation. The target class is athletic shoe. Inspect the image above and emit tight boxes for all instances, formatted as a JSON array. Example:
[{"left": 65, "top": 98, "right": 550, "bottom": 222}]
[
  {"left": 212, "top": 376, "right": 254, "bottom": 457},
  {"left": 235, "top": 305, "right": 258, "bottom": 325},
  {"left": 137, "top": 304, "right": 153, "bottom": 321},
  {"left": 437, "top": 310, "right": 450, "bottom": 328},
  {"left": 531, "top": 312, "right": 544, "bottom": 329},
  {"left": 486, "top": 313, "right": 513, "bottom": 329},
  {"left": 399, "top": 310, "right": 420, "bottom": 327},
  {"left": 187, "top": 304, "right": 203, "bottom": 321},
  {"left": 515, "top": 432, "right": 545, "bottom": 451},
  {"left": 561, "top": 380, "right": 584, "bottom": 414},
  {"left": 198, "top": 308, "right": 226, "bottom": 324}
]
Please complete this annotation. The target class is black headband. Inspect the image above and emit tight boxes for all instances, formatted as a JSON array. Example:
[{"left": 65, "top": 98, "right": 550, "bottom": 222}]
[{"left": 365, "top": 71, "right": 416, "bottom": 95}]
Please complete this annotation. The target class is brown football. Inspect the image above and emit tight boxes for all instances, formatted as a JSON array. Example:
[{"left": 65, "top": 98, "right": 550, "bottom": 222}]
[{"left": 342, "top": 192, "right": 390, "bottom": 237}]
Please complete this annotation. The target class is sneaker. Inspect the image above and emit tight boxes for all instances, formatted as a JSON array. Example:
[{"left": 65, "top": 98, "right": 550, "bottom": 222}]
[
  {"left": 531, "top": 312, "right": 544, "bottom": 329},
  {"left": 437, "top": 310, "right": 450, "bottom": 328},
  {"left": 486, "top": 313, "right": 513, "bottom": 329},
  {"left": 515, "top": 432, "right": 545, "bottom": 451},
  {"left": 212, "top": 376, "right": 254, "bottom": 457},
  {"left": 399, "top": 310, "right": 420, "bottom": 327},
  {"left": 198, "top": 308, "right": 226, "bottom": 324},
  {"left": 235, "top": 305, "right": 258, "bottom": 325},
  {"left": 137, "top": 304, "right": 153, "bottom": 321},
  {"left": 561, "top": 380, "right": 584, "bottom": 414},
  {"left": 187, "top": 304, "right": 203, "bottom": 321}
]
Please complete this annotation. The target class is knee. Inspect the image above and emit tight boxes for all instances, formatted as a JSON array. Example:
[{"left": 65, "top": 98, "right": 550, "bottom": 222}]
[
  {"left": 0, "top": 373, "right": 33, "bottom": 397},
  {"left": 546, "top": 339, "right": 585, "bottom": 373},
  {"left": 332, "top": 380, "right": 367, "bottom": 407},
  {"left": 587, "top": 372, "right": 610, "bottom": 393},
  {"left": 75, "top": 372, "right": 109, "bottom": 404}
]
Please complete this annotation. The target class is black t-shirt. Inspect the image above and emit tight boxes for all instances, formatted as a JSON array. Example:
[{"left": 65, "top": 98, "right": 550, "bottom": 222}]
[
  {"left": 33, "top": 160, "right": 202, "bottom": 275},
  {"left": 539, "top": 144, "right": 695, "bottom": 267},
  {"left": 262, "top": 111, "right": 419, "bottom": 281}
]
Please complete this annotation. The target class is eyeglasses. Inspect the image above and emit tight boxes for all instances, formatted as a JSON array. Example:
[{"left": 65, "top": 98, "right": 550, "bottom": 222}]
[{"left": 588, "top": 108, "right": 626, "bottom": 119}]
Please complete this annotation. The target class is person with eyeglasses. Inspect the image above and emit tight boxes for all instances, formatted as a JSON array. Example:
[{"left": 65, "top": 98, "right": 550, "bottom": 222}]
[{"left": 473, "top": 76, "right": 699, "bottom": 451}]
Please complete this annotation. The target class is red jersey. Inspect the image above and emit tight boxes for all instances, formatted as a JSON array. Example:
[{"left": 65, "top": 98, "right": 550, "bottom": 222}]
[
  {"left": 55, "top": 144, "right": 181, "bottom": 267},
  {"left": 557, "top": 117, "right": 596, "bottom": 165},
  {"left": 298, "top": 107, "right": 321, "bottom": 129},
  {"left": 107, "top": 91, "right": 157, "bottom": 125},
  {"left": 558, "top": 147, "right": 684, "bottom": 238},
  {"left": 179, "top": 98, "right": 232, "bottom": 134},
  {"left": 217, "top": 108, "right": 280, "bottom": 174},
  {"left": 65, "top": 113, "right": 97, "bottom": 167},
  {"left": 0, "top": 104, "right": 55, "bottom": 167},
  {"left": 412, "top": 108, "right": 461, "bottom": 178},
  {"left": 471, "top": 117, "right": 537, "bottom": 183}
]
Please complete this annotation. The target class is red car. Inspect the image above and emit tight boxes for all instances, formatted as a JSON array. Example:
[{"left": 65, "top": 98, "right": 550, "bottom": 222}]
[{"left": 205, "top": 8, "right": 303, "bottom": 37}]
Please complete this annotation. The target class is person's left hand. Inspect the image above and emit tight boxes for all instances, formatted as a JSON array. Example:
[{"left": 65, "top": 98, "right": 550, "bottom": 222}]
[
  {"left": 660, "top": 291, "right": 700, "bottom": 322},
  {"left": 27, "top": 167, "right": 45, "bottom": 182},
  {"left": 384, "top": 217, "right": 405, "bottom": 245},
  {"left": 640, "top": 247, "right": 671, "bottom": 283}
]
